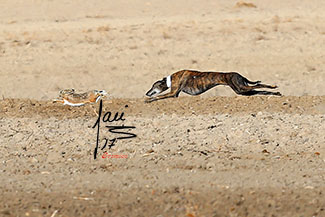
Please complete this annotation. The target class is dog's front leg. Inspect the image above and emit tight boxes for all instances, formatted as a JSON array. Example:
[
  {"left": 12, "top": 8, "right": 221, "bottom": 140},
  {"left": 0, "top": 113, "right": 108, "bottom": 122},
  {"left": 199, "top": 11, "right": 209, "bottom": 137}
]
[
  {"left": 145, "top": 92, "right": 177, "bottom": 103},
  {"left": 145, "top": 88, "right": 181, "bottom": 103}
]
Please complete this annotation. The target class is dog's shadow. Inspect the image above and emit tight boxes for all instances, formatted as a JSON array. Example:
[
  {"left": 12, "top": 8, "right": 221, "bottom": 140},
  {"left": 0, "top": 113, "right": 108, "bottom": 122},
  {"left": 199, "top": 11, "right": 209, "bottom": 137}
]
[{"left": 239, "top": 90, "right": 282, "bottom": 96}]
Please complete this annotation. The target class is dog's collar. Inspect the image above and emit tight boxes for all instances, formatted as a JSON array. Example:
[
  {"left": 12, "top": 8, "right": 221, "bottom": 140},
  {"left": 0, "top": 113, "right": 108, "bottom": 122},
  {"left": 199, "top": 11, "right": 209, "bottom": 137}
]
[{"left": 166, "top": 75, "right": 171, "bottom": 88}]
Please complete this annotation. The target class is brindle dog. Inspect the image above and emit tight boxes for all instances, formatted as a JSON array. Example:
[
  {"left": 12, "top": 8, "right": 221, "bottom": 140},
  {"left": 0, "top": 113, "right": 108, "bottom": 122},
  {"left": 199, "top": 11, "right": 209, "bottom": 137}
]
[{"left": 145, "top": 70, "right": 281, "bottom": 103}]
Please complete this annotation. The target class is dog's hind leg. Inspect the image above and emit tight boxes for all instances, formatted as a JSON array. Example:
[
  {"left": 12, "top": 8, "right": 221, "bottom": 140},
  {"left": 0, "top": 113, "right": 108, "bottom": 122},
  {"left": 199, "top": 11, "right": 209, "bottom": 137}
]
[
  {"left": 227, "top": 82, "right": 244, "bottom": 95},
  {"left": 243, "top": 77, "right": 261, "bottom": 85},
  {"left": 229, "top": 76, "right": 281, "bottom": 96},
  {"left": 246, "top": 83, "right": 278, "bottom": 89},
  {"left": 247, "top": 80, "right": 261, "bottom": 85},
  {"left": 234, "top": 84, "right": 279, "bottom": 95},
  {"left": 235, "top": 84, "right": 281, "bottom": 96},
  {"left": 234, "top": 76, "right": 278, "bottom": 90}
]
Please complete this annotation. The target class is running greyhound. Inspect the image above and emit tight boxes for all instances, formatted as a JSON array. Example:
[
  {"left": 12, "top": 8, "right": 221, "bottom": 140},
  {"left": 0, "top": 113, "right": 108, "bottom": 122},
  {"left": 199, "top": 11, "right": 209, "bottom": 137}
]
[{"left": 145, "top": 70, "right": 281, "bottom": 102}]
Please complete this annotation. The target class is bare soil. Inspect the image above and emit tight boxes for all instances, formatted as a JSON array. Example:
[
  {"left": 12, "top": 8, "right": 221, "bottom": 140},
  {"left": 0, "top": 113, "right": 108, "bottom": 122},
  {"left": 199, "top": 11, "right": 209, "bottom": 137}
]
[
  {"left": 1, "top": 97, "right": 325, "bottom": 217},
  {"left": 1, "top": 0, "right": 325, "bottom": 216}
]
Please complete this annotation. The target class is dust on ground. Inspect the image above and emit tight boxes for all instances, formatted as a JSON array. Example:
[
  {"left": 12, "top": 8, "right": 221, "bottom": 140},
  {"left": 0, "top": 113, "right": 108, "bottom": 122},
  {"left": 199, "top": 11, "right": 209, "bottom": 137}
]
[{"left": 1, "top": 96, "right": 325, "bottom": 216}]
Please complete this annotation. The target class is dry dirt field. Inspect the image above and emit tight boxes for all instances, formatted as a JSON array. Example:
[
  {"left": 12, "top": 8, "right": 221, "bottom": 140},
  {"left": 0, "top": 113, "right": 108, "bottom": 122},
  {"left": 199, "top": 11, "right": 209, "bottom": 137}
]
[{"left": 1, "top": 0, "right": 325, "bottom": 216}]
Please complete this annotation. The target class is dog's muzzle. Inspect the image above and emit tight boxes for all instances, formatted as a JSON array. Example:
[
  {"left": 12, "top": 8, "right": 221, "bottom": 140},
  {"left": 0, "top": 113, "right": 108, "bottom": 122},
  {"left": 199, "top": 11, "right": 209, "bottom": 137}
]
[
  {"left": 146, "top": 88, "right": 159, "bottom": 97},
  {"left": 146, "top": 90, "right": 155, "bottom": 97}
]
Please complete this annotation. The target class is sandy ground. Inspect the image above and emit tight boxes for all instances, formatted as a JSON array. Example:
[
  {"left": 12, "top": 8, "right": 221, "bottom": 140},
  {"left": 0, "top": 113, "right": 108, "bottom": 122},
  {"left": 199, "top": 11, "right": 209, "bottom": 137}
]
[
  {"left": 1, "top": 0, "right": 325, "bottom": 216},
  {"left": 1, "top": 97, "right": 325, "bottom": 217}
]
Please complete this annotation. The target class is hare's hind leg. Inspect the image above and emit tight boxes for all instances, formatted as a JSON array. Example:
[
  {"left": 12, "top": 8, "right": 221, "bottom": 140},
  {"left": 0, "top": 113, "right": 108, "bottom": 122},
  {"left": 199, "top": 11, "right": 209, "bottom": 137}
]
[{"left": 53, "top": 99, "right": 64, "bottom": 104}]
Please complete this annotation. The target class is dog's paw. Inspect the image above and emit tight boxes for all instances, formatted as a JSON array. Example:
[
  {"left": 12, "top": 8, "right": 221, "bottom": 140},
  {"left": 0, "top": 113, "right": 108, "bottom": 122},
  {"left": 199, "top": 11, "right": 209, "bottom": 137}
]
[
  {"left": 270, "top": 85, "right": 278, "bottom": 89},
  {"left": 145, "top": 98, "right": 153, "bottom": 103},
  {"left": 274, "top": 92, "right": 282, "bottom": 96}
]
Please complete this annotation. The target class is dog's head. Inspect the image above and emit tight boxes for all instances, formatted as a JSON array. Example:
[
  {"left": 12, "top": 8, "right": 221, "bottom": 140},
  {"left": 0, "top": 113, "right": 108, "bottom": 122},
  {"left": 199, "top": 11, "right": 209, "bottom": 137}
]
[{"left": 146, "top": 77, "right": 169, "bottom": 97}]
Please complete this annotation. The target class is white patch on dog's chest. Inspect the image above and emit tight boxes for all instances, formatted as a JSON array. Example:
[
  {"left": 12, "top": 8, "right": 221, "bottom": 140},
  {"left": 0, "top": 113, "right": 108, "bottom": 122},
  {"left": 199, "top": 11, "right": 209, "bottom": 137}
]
[{"left": 166, "top": 75, "right": 172, "bottom": 88}]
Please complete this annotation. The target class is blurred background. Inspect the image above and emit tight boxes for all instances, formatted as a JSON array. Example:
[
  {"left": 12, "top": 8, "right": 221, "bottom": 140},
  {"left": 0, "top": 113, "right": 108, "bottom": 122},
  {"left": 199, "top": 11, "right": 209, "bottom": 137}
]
[{"left": 1, "top": 0, "right": 324, "bottom": 99}]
